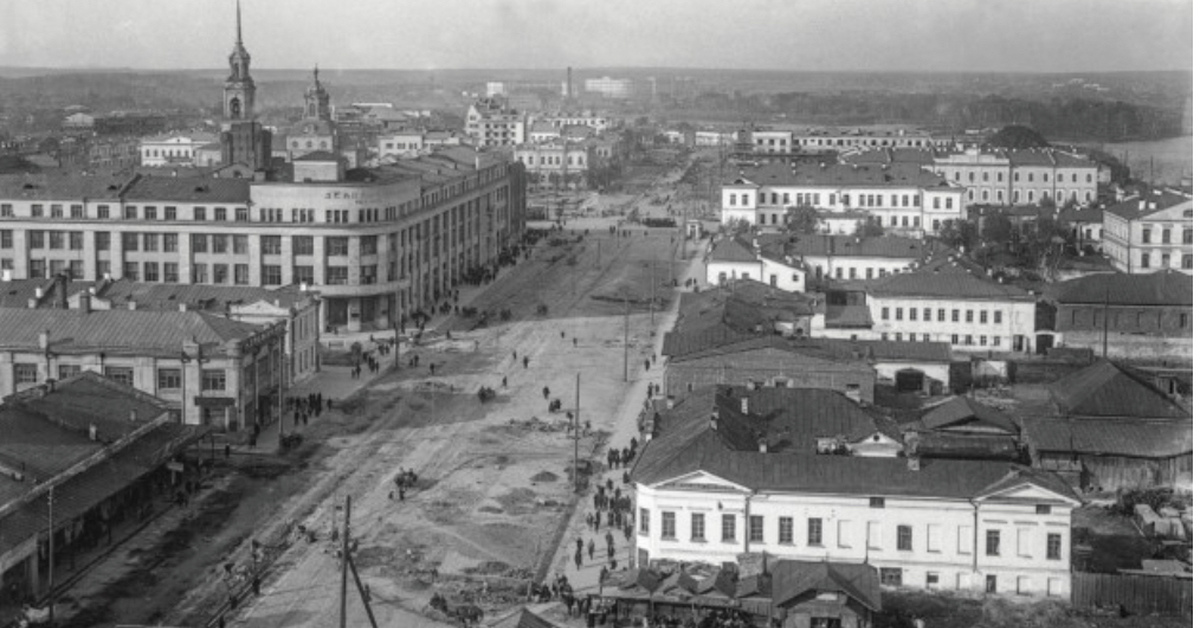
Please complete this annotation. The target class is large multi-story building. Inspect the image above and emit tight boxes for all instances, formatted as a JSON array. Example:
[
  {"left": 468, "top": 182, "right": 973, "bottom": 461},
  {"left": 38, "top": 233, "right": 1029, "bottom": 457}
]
[
  {"left": 632, "top": 386, "right": 1081, "bottom": 597},
  {"left": 720, "top": 162, "right": 966, "bottom": 237},
  {"left": 842, "top": 147, "right": 1102, "bottom": 208},
  {"left": 1101, "top": 191, "right": 1193, "bottom": 274},
  {"left": 513, "top": 142, "right": 595, "bottom": 189},
  {"left": 930, "top": 148, "right": 1100, "bottom": 207},
  {"left": 0, "top": 15, "right": 527, "bottom": 333},
  {"left": 583, "top": 76, "right": 634, "bottom": 99},
  {"left": 464, "top": 98, "right": 527, "bottom": 147}
]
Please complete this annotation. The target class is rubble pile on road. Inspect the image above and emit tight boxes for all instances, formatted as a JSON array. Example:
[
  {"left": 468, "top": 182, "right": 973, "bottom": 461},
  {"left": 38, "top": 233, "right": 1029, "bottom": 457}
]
[{"left": 503, "top": 416, "right": 571, "bottom": 433}]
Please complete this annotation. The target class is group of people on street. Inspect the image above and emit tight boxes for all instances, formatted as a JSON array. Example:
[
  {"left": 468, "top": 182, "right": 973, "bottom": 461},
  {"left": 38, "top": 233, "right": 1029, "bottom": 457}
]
[
  {"left": 607, "top": 436, "right": 639, "bottom": 470},
  {"left": 389, "top": 468, "right": 419, "bottom": 502},
  {"left": 287, "top": 392, "right": 328, "bottom": 428}
]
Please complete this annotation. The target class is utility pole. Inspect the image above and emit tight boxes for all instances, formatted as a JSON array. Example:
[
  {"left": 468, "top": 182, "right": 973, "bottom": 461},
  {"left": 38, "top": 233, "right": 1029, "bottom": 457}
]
[
  {"left": 623, "top": 295, "right": 630, "bottom": 383},
  {"left": 47, "top": 485, "right": 55, "bottom": 627},
  {"left": 346, "top": 554, "right": 379, "bottom": 628},
  {"left": 650, "top": 254, "right": 657, "bottom": 326},
  {"left": 1102, "top": 279, "right": 1111, "bottom": 359},
  {"left": 573, "top": 372, "right": 581, "bottom": 493},
  {"left": 339, "top": 495, "right": 350, "bottom": 628}
]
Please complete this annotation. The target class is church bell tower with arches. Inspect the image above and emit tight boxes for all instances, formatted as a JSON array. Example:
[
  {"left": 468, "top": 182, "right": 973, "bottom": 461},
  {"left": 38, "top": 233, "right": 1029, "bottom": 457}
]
[{"left": 223, "top": 0, "right": 256, "bottom": 123}]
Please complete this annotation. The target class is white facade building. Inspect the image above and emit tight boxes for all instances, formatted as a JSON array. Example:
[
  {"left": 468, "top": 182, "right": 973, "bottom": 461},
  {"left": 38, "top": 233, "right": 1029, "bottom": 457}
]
[
  {"left": 1102, "top": 191, "right": 1194, "bottom": 274},
  {"left": 705, "top": 237, "right": 806, "bottom": 293},
  {"left": 633, "top": 387, "right": 1081, "bottom": 597},
  {"left": 140, "top": 132, "right": 219, "bottom": 167},
  {"left": 720, "top": 162, "right": 966, "bottom": 237},
  {"left": 584, "top": 76, "right": 634, "bottom": 99}
]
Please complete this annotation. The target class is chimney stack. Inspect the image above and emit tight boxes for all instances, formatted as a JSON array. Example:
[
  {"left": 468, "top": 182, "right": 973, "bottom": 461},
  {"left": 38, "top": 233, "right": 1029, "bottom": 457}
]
[
  {"left": 129, "top": 409, "right": 138, "bottom": 422},
  {"left": 666, "top": 397, "right": 675, "bottom": 410},
  {"left": 757, "top": 435, "right": 768, "bottom": 453},
  {"left": 709, "top": 411, "right": 719, "bottom": 431},
  {"left": 79, "top": 293, "right": 91, "bottom": 313},
  {"left": 740, "top": 397, "right": 750, "bottom": 414},
  {"left": 907, "top": 456, "right": 921, "bottom": 472},
  {"left": 89, "top": 424, "right": 97, "bottom": 441},
  {"left": 34, "top": 286, "right": 44, "bottom": 299},
  {"left": 38, "top": 330, "right": 49, "bottom": 352},
  {"left": 0, "top": 269, "right": 10, "bottom": 282}
]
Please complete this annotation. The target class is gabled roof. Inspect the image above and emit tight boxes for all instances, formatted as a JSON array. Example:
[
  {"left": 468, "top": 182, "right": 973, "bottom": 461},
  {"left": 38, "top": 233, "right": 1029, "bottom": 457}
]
[
  {"left": 632, "top": 386, "right": 1076, "bottom": 502},
  {"left": 727, "top": 161, "right": 948, "bottom": 188},
  {"left": 772, "top": 233, "right": 929, "bottom": 261},
  {"left": 709, "top": 237, "right": 759, "bottom": 264},
  {"left": 916, "top": 396, "right": 1019, "bottom": 434},
  {"left": 867, "top": 256, "right": 1032, "bottom": 300},
  {"left": 772, "top": 560, "right": 881, "bottom": 612},
  {"left": 1045, "top": 271, "right": 1192, "bottom": 307},
  {"left": 1104, "top": 192, "right": 1191, "bottom": 221},
  {"left": 1046, "top": 360, "right": 1189, "bottom": 420},
  {"left": 292, "top": 150, "right": 341, "bottom": 162},
  {"left": 1023, "top": 418, "right": 1191, "bottom": 459},
  {"left": 94, "top": 280, "right": 316, "bottom": 312},
  {"left": 0, "top": 308, "right": 268, "bottom": 358}
]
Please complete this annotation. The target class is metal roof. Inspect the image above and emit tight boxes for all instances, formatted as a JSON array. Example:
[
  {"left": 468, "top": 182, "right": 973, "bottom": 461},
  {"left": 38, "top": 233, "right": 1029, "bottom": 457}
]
[
  {"left": 1024, "top": 418, "right": 1192, "bottom": 459},
  {"left": 1046, "top": 360, "right": 1190, "bottom": 420},
  {"left": 1045, "top": 270, "right": 1192, "bottom": 307},
  {"left": 0, "top": 308, "right": 269, "bottom": 357}
]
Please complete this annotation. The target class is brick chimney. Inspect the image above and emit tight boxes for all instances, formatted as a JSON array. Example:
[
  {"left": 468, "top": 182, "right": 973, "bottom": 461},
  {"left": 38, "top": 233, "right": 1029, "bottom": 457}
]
[
  {"left": 740, "top": 397, "right": 750, "bottom": 415},
  {"left": 709, "top": 411, "right": 719, "bottom": 431}
]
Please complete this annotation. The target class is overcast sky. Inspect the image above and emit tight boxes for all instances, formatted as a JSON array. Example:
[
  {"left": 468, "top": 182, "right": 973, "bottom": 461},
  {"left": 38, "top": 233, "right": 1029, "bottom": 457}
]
[{"left": 0, "top": 0, "right": 1192, "bottom": 72}]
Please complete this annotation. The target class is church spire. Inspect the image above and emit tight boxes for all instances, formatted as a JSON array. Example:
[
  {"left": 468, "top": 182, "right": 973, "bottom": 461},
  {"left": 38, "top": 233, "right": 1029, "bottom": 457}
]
[{"left": 236, "top": 0, "right": 243, "bottom": 45}]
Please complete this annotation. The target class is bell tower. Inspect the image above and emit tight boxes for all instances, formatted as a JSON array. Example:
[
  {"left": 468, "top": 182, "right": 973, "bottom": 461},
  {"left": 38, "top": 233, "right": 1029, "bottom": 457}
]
[
  {"left": 223, "top": 0, "right": 256, "bottom": 122},
  {"left": 304, "top": 66, "right": 332, "bottom": 121}
]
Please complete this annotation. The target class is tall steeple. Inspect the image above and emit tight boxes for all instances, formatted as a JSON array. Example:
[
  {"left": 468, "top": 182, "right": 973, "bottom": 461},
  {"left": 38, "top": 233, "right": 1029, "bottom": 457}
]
[
  {"left": 223, "top": 0, "right": 256, "bottom": 121},
  {"left": 304, "top": 63, "right": 332, "bottom": 121}
]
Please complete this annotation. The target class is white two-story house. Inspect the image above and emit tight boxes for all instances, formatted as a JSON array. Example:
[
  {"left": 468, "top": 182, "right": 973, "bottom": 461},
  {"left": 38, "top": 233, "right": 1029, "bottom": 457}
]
[{"left": 633, "top": 386, "right": 1082, "bottom": 598}]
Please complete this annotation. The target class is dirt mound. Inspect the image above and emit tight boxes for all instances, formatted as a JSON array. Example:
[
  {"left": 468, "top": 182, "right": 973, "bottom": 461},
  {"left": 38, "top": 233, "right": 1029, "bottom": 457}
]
[
  {"left": 495, "top": 488, "right": 538, "bottom": 515},
  {"left": 531, "top": 471, "right": 558, "bottom": 483}
]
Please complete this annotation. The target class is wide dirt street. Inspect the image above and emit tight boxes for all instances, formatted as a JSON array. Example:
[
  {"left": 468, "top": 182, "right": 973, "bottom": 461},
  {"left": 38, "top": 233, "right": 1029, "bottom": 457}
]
[{"left": 161, "top": 221, "right": 699, "bottom": 628}]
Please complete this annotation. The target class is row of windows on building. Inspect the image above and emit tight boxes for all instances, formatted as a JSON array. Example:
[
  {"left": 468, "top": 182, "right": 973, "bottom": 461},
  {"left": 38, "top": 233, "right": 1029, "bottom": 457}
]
[
  {"left": 878, "top": 331, "right": 1006, "bottom": 347},
  {"left": 736, "top": 192, "right": 935, "bottom": 209},
  {"left": 0, "top": 203, "right": 250, "bottom": 222},
  {"left": 755, "top": 137, "right": 933, "bottom": 148},
  {"left": 881, "top": 306, "right": 1005, "bottom": 324},
  {"left": 14, "top": 362, "right": 228, "bottom": 391},
  {"left": 10, "top": 256, "right": 389, "bottom": 287},
  {"left": 945, "top": 170, "right": 1093, "bottom": 185},
  {"left": 1069, "top": 309, "right": 1190, "bottom": 329},
  {"left": 1141, "top": 227, "right": 1193, "bottom": 245},
  {"left": 1140, "top": 252, "right": 1193, "bottom": 270},
  {"left": 644, "top": 509, "right": 1063, "bottom": 561},
  {"left": 518, "top": 154, "right": 586, "bottom": 167},
  {"left": 143, "top": 147, "right": 196, "bottom": 158},
  {"left": 0, "top": 231, "right": 406, "bottom": 258},
  {"left": 965, "top": 188, "right": 1092, "bottom": 204}
]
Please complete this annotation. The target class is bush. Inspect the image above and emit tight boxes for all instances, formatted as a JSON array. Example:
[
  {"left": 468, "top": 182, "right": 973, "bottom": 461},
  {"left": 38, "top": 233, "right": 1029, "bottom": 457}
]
[{"left": 1111, "top": 488, "right": 1189, "bottom": 516}]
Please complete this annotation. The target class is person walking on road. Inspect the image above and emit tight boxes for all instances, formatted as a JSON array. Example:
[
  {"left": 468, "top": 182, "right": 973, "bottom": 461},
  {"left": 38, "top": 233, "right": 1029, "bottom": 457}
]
[
  {"left": 574, "top": 550, "right": 583, "bottom": 570},
  {"left": 543, "top": 386, "right": 551, "bottom": 400},
  {"left": 523, "top": 356, "right": 530, "bottom": 369},
  {"left": 587, "top": 539, "right": 595, "bottom": 560}
]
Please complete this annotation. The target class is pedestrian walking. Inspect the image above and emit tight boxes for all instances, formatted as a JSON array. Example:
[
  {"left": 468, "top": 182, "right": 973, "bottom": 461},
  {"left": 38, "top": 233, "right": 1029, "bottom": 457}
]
[
  {"left": 574, "top": 550, "right": 582, "bottom": 570},
  {"left": 644, "top": 358, "right": 650, "bottom": 372},
  {"left": 502, "top": 376, "right": 508, "bottom": 387},
  {"left": 588, "top": 539, "right": 595, "bottom": 560},
  {"left": 606, "top": 530, "right": 614, "bottom": 549},
  {"left": 543, "top": 386, "right": 550, "bottom": 400},
  {"left": 576, "top": 537, "right": 584, "bottom": 552},
  {"left": 573, "top": 337, "right": 578, "bottom": 347},
  {"left": 523, "top": 355, "right": 530, "bottom": 368}
]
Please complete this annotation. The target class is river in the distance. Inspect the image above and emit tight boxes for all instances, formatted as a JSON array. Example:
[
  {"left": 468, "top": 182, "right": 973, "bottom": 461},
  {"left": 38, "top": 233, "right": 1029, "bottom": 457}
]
[{"left": 1084, "top": 136, "right": 1193, "bottom": 186}]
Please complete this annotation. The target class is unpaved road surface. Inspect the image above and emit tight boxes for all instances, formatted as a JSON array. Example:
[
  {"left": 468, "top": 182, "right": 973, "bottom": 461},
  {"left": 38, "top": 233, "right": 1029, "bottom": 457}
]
[{"left": 156, "top": 225, "right": 693, "bottom": 628}]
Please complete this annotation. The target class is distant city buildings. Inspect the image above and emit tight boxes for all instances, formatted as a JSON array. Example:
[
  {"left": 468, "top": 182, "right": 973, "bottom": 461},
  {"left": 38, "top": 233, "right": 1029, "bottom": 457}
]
[
  {"left": 139, "top": 131, "right": 220, "bottom": 167},
  {"left": 464, "top": 98, "right": 528, "bottom": 147},
  {"left": 583, "top": 76, "right": 634, "bottom": 99}
]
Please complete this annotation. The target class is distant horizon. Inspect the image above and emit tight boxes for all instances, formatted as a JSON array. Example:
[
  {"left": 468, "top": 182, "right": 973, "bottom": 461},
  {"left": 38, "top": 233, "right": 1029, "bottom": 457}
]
[
  {"left": 0, "top": 65, "right": 1192, "bottom": 76},
  {"left": 0, "top": 0, "right": 1190, "bottom": 73}
]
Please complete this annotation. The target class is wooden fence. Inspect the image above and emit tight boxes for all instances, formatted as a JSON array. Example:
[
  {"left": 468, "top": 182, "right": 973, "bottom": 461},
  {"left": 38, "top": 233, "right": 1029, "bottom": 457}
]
[{"left": 1072, "top": 572, "right": 1192, "bottom": 616}]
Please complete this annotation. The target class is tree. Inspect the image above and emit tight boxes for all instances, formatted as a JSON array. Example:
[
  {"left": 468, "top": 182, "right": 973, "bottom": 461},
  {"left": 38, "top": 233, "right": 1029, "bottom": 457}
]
[
  {"left": 854, "top": 220, "right": 884, "bottom": 238},
  {"left": 786, "top": 205, "right": 821, "bottom": 235},
  {"left": 980, "top": 212, "right": 1014, "bottom": 245},
  {"left": 986, "top": 125, "right": 1050, "bottom": 150},
  {"left": 938, "top": 219, "right": 977, "bottom": 252}
]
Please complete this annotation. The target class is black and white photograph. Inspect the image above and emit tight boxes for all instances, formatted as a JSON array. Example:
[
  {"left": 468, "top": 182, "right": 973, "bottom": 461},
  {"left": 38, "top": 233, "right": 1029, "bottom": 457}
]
[{"left": 0, "top": 1, "right": 1193, "bottom": 626}]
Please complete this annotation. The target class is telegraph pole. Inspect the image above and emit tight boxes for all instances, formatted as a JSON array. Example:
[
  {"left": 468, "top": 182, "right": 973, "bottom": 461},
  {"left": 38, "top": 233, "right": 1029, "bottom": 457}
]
[
  {"left": 650, "top": 255, "right": 657, "bottom": 326},
  {"left": 573, "top": 372, "right": 581, "bottom": 492},
  {"left": 47, "top": 485, "right": 55, "bottom": 627},
  {"left": 339, "top": 495, "right": 350, "bottom": 628},
  {"left": 623, "top": 295, "right": 630, "bottom": 383}
]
